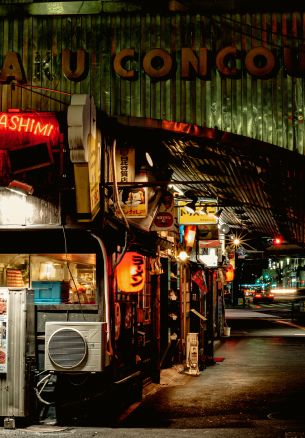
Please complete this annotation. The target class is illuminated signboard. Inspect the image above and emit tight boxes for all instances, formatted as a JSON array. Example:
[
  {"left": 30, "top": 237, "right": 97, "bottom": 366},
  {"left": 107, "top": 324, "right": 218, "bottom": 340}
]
[
  {"left": 0, "top": 111, "right": 60, "bottom": 176},
  {"left": 116, "top": 252, "right": 145, "bottom": 293},
  {"left": 0, "top": 288, "right": 8, "bottom": 374},
  {"left": 0, "top": 112, "right": 60, "bottom": 149},
  {"left": 0, "top": 113, "right": 54, "bottom": 136},
  {"left": 178, "top": 201, "right": 217, "bottom": 225}
]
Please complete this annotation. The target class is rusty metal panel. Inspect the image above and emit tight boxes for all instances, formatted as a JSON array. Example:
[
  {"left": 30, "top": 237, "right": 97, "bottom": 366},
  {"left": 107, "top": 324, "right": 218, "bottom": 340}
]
[
  {"left": 0, "top": 288, "right": 35, "bottom": 418},
  {"left": 0, "top": 12, "right": 304, "bottom": 153}
]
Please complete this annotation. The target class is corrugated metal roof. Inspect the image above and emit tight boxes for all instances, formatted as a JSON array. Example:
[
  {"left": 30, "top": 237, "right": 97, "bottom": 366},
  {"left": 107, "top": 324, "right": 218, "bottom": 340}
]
[{"left": 116, "top": 117, "right": 305, "bottom": 252}]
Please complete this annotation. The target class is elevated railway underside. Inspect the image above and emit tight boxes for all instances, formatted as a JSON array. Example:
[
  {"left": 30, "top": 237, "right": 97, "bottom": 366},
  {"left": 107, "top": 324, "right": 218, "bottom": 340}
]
[{"left": 116, "top": 117, "right": 305, "bottom": 255}]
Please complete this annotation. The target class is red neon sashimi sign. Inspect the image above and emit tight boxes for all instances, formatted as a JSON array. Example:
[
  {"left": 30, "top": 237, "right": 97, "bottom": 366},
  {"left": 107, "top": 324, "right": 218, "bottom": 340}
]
[{"left": 0, "top": 112, "right": 60, "bottom": 148}]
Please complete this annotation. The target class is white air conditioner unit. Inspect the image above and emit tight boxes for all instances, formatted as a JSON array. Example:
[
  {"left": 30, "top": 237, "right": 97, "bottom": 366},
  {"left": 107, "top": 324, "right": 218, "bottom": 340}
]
[{"left": 45, "top": 321, "right": 107, "bottom": 372}]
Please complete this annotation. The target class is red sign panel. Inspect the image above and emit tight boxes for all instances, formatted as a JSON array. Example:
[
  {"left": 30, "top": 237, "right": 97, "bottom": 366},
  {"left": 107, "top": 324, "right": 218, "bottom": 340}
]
[
  {"left": 116, "top": 252, "right": 145, "bottom": 293},
  {"left": 0, "top": 111, "right": 60, "bottom": 148}
]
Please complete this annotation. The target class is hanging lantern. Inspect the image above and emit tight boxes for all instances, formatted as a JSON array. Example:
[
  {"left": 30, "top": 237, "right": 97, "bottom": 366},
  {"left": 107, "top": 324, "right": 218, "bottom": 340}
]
[
  {"left": 225, "top": 264, "right": 235, "bottom": 282},
  {"left": 184, "top": 225, "right": 197, "bottom": 249},
  {"left": 116, "top": 252, "right": 145, "bottom": 293}
]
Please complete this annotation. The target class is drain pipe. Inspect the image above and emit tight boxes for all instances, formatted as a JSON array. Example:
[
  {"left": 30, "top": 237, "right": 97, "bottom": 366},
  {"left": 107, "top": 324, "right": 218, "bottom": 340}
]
[{"left": 90, "top": 232, "right": 113, "bottom": 357}]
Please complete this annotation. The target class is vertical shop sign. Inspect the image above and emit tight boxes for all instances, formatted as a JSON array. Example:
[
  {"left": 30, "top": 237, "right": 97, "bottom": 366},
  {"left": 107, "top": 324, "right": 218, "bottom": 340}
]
[
  {"left": 115, "top": 147, "right": 135, "bottom": 183},
  {"left": 0, "top": 288, "right": 8, "bottom": 373},
  {"left": 88, "top": 132, "right": 101, "bottom": 218},
  {"left": 68, "top": 94, "right": 100, "bottom": 221}
]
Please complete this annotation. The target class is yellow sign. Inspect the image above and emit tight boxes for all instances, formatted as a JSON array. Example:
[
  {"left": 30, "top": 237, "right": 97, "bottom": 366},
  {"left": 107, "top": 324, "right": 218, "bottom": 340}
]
[
  {"left": 88, "top": 132, "right": 100, "bottom": 219},
  {"left": 178, "top": 202, "right": 217, "bottom": 225},
  {"left": 119, "top": 187, "right": 147, "bottom": 218},
  {"left": 68, "top": 94, "right": 100, "bottom": 221}
]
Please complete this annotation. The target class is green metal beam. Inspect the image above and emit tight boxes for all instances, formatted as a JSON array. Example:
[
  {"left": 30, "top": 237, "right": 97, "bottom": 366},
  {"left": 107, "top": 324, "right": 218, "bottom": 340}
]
[{"left": 0, "top": 1, "right": 304, "bottom": 17}]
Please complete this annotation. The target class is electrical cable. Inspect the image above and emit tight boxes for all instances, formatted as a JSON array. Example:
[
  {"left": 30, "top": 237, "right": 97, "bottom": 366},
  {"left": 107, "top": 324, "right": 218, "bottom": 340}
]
[
  {"left": 12, "top": 83, "right": 70, "bottom": 106},
  {"left": 112, "top": 230, "right": 129, "bottom": 270},
  {"left": 62, "top": 224, "right": 86, "bottom": 321},
  {"left": 90, "top": 232, "right": 113, "bottom": 358},
  {"left": 13, "top": 83, "right": 72, "bottom": 96},
  {"left": 34, "top": 373, "right": 54, "bottom": 406},
  {"left": 217, "top": 14, "right": 305, "bottom": 43},
  {"left": 67, "top": 374, "right": 89, "bottom": 386}
]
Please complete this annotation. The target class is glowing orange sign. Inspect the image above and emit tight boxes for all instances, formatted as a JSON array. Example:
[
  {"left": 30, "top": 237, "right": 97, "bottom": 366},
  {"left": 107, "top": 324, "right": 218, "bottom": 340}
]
[
  {"left": 116, "top": 252, "right": 145, "bottom": 293},
  {"left": 0, "top": 112, "right": 60, "bottom": 149},
  {"left": 225, "top": 264, "right": 235, "bottom": 282},
  {"left": 0, "top": 114, "right": 54, "bottom": 137},
  {"left": 184, "top": 225, "right": 197, "bottom": 248}
]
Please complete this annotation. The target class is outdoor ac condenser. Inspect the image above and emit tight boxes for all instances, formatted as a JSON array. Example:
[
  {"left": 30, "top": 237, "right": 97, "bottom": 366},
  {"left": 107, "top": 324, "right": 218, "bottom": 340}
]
[{"left": 45, "top": 321, "right": 107, "bottom": 372}]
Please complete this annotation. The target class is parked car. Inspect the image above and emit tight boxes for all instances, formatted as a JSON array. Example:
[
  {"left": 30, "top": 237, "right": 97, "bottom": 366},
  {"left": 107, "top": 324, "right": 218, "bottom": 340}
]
[{"left": 252, "top": 290, "right": 274, "bottom": 304}]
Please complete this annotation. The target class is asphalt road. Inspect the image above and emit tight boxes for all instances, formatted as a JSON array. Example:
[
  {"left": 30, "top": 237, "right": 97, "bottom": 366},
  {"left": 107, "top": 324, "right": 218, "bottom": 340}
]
[
  {"left": 119, "top": 309, "right": 305, "bottom": 436},
  {"left": 1, "top": 308, "right": 305, "bottom": 437}
]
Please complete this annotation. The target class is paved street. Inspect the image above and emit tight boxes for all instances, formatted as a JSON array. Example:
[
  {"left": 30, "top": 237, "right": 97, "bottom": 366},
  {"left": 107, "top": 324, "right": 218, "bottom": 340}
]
[
  {"left": 118, "top": 309, "right": 305, "bottom": 436},
  {"left": 1, "top": 309, "right": 305, "bottom": 437}
]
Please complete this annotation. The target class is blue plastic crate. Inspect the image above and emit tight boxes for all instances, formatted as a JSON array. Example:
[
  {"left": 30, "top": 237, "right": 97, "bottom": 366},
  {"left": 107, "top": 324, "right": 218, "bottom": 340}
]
[{"left": 32, "top": 281, "right": 65, "bottom": 304}]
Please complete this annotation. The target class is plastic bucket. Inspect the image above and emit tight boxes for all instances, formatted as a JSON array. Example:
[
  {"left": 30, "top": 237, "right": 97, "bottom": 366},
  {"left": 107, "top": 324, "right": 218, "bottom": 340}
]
[{"left": 223, "top": 326, "right": 231, "bottom": 336}]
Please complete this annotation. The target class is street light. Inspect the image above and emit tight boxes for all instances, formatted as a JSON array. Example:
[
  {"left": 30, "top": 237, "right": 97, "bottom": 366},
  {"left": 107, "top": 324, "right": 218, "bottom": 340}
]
[{"left": 233, "top": 237, "right": 240, "bottom": 246}]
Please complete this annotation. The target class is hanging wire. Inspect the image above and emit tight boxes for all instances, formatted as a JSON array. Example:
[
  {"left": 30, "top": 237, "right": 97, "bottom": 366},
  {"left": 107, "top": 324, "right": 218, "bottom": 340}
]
[
  {"left": 12, "top": 83, "right": 71, "bottom": 106},
  {"left": 13, "top": 84, "right": 72, "bottom": 96},
  {"left": 34, "top": 373, "right": 54, "bottom": 406},
  {"left": 207, "top": 15, "right": 305, "bottom": 53},
  {"left": 89, "top": 232, "right": 114, "bottom": 358},
  {"left": 62, "top": 224, "right": 86, "bottom": 321},
  {"left": 217, "top": 14, "right": 305, "bottom": 44}
]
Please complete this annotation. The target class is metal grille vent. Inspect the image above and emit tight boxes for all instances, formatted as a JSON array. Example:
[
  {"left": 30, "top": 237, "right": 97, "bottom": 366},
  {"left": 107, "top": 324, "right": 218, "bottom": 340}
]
[{"left": 47, "top": 328, "right": 87, "bottom": 369}]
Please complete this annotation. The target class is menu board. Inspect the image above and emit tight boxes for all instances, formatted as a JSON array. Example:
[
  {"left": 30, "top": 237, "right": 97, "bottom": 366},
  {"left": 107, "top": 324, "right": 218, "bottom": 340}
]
[{"left": 0, "top": 288, "right": 8, "bottom": 373}]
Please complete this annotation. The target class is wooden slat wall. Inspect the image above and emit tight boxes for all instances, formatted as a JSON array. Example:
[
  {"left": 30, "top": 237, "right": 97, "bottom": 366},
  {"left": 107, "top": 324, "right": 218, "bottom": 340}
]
[{"left": 0, "top": 12, "right": 304, "bottom": 153}]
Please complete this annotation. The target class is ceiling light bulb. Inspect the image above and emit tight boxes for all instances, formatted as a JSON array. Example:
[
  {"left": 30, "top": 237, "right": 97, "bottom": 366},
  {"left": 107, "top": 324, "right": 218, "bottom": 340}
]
[
  {"left": 177, "top": 250, "right": 189, "bottom": 262},
  {"left": 219, "top": 224, "right": 230, "bottom": 234},
  {"left": 145, "top": 152, "right": 154, "bottom": 167}
]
